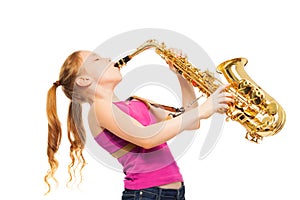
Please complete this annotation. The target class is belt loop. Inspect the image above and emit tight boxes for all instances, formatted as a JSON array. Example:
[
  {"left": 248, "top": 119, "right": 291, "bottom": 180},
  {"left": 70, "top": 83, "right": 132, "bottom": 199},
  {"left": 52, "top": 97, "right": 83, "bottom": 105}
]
[
  {"left": 177, "top": 188, "right": 180, "bottom": 199},
  {"left": 157, "top": 187, "right": 162, "bottom": 200},
  {"left": 139, "top": 190, "right": 143, "bottom": 199}
]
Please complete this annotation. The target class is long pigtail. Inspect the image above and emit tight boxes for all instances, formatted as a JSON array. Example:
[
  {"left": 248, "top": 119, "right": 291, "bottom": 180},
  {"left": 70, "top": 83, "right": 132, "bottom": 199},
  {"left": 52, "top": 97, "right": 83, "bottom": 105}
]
[
  {"left": 44, "top": 83, "right": 62, "bottom": 194},
  {"left": 66, "top": 101, "right": 87, "bottom": 188}
]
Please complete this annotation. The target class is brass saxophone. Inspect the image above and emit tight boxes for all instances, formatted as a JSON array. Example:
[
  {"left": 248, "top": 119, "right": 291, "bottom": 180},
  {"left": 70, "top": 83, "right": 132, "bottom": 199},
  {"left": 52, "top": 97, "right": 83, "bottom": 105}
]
[{"left": 114, "top": 39, "right": 286, "bottom": 143}]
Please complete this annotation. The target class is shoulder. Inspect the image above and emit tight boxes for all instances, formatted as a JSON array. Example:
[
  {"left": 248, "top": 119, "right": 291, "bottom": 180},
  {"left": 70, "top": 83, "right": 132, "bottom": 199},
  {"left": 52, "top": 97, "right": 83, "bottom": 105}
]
[
  {"left": 127, "top": 96, "right": 151, "bottom": 109},
  {"left": 128, "top": 96, "right": 169, "bottom": 122}
]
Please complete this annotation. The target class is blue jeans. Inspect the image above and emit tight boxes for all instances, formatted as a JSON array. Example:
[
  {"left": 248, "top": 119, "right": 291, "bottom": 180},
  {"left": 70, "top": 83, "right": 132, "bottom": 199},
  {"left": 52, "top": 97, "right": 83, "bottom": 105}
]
[{"left": 122, "top": 184, "right": 185, "bottom": 200}]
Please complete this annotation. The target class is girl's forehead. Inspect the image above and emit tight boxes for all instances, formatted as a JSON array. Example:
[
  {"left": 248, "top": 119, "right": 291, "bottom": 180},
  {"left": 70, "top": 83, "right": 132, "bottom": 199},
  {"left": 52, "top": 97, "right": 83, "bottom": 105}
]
[{"left": 80, "top": 50, "right": 92, "bottom": 60}]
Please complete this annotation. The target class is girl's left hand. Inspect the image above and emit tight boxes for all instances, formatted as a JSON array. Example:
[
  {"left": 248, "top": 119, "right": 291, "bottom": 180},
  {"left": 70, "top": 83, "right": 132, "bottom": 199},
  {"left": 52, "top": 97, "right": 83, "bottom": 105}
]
[{"left": 166, "top": 48, "right": 185, "bottom": 74}]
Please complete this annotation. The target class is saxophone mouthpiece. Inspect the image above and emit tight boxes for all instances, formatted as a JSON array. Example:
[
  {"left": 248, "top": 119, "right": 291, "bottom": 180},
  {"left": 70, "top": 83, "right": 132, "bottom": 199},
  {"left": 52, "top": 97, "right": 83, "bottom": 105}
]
[{"left": 114, "top": 55, "right": 132, "bottom": 68}]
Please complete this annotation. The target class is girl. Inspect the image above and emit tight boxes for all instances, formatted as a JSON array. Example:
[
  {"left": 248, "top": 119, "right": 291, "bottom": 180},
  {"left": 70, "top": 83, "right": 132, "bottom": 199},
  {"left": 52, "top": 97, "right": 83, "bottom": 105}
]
[{"left": 45, "top": 50, "right": 233, "bottom": 199}]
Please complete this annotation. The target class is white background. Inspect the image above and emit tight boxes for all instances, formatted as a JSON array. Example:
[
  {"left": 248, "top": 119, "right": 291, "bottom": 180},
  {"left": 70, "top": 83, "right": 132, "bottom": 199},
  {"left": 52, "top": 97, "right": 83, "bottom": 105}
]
[{"left": 1, "top": 0, "right": 299, "bottom": 199}]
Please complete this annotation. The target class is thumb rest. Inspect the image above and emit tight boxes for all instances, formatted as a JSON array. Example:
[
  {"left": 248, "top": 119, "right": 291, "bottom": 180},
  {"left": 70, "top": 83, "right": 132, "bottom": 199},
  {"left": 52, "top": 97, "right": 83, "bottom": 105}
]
[{"left": 114, "top": 39, "right": 286, "bottom": 143}]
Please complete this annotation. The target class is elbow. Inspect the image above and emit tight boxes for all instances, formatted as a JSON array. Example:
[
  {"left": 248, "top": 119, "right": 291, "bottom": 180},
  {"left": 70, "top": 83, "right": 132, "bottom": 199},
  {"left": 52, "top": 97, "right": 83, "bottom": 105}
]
[
  {"left": 131, "top": 127, "right": 162, "bottom": 149},
  {"left": 135, "top": 135, "right": 159, "bottom": 149},
  {"left": 138, "top": 140, "right": 156, "bottom": 150},
  {"left": 195, "top": 121, "right": 200, "bottom": 129}
]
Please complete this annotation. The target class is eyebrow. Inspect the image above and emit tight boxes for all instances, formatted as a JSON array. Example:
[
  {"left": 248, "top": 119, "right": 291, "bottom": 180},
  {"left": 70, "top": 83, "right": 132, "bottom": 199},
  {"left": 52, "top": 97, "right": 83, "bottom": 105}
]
[{"left": 92, "top": 53, "right": 101, "bottom": 58}]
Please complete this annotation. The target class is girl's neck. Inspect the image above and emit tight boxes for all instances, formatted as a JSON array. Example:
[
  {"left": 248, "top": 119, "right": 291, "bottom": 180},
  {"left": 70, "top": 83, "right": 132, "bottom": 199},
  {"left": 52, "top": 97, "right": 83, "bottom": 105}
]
[{"left": 90, "top": 87, "right": 119, "bottom": 104}]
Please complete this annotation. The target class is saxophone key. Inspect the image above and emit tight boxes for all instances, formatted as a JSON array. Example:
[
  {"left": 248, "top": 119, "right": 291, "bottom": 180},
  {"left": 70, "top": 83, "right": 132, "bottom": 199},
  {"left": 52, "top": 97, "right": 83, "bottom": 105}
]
[{"left": 266, "top": 102, "right": 278, "bottom": 115}]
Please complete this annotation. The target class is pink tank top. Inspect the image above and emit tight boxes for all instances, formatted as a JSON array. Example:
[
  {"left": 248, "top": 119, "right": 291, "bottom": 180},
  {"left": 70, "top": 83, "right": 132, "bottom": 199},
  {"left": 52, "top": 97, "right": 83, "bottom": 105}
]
[{"left": 94, "top": 99, "right": 183, "bottom": 189}]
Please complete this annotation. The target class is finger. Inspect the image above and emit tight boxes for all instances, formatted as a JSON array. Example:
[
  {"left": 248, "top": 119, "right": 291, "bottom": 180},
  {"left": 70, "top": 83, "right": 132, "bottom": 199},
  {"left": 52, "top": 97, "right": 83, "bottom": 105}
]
[
  {"left": 218, "top": 97, "right": 235, "bottom": 104},
  {"left": 222, "top": 92, "right": 234, "bottom": 98},
  {"left": 215, "top": 84, "right": 231, "bottom": 94},
  {"left": 166, "top": 60, "right": 175, "bottom": 68},
  {"left": 217, "top": 92, "right": 234, "bottom": 100},
  {"left": 216, "top": 107, "right": 226, "bottom": 114},
  {"left": 216, "top": 92, "right": 234, "bottom": 101},
  {"left": 168, "top": 63, "right": 177, "bottom": 73},
  {"left": 170, "top": 48, "right": 183, "bottom": 57},
  {"left": 216, "top": 104, "right": 230, "bottom": 114}
]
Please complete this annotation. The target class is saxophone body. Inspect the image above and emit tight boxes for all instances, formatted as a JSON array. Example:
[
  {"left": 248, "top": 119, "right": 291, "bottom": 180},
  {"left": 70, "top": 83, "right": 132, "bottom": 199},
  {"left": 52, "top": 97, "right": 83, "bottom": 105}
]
[
  {"left": 114, "top": 39, "right": 286, "bottom": 143},
  {"left": 217, "top": 58, "right": 286, "bottom": 142}
]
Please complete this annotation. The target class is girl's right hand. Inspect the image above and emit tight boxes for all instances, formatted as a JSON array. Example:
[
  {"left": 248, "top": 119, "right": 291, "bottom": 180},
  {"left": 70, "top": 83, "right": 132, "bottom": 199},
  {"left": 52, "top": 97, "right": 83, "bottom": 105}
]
[{"left": 198, "top": 84, "right": 234, "bottom": 119}]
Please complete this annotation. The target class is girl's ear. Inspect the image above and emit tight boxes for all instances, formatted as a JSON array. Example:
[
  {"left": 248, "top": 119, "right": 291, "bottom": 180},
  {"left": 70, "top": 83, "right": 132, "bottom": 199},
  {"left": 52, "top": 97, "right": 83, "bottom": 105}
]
[{"left": 75, "top": 75, "right": 92, "bottom": 87}]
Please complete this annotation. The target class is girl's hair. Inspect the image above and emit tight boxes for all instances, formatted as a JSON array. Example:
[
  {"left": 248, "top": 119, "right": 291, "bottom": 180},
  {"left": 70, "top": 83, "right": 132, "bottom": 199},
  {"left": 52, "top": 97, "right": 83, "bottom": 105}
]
[{"left": 44, "top": 51, "right": 87, "bottom": 194}]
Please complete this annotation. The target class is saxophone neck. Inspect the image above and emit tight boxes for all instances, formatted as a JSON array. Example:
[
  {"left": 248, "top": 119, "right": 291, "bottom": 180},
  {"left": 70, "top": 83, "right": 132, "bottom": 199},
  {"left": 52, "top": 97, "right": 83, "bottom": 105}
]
[
  {"left": 132, "top": 39, "right": 164, "bottom": 57},
  {"left": 114, "top": 39, "right": 164, "bottom": 68}
]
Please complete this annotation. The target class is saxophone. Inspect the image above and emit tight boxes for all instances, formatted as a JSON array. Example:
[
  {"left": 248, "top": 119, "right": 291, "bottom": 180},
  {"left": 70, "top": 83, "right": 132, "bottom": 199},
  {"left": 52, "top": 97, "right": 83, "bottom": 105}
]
[{"left": 114, "top": 39, "right": 286, "bottom": 143}]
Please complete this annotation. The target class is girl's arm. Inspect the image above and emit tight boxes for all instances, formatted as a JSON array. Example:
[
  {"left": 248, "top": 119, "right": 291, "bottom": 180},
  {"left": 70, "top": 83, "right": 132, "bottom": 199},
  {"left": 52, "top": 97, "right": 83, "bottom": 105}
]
[
  {"left": 93, "top": 85, "right": 233, "bottom": 149},
  {"left": 165, "top": 52, "right": 199, "bottom": 130},
  {"left": 175, "top": 73, "right": 199, "bottom": 130}
]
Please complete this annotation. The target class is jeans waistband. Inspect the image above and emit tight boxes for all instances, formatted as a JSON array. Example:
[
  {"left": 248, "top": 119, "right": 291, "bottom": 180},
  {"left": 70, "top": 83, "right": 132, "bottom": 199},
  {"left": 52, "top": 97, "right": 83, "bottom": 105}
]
[{"left": 123, "top": 183, "right": 185, "bottom": 199}]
